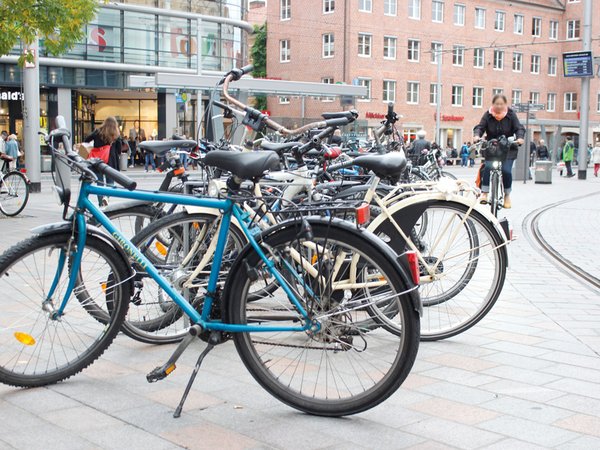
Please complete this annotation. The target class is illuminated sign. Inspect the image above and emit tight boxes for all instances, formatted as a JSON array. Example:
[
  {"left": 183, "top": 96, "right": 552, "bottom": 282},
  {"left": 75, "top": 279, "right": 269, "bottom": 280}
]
[{"left": 563, "top": 51, "right": 594, "bottom": 77}]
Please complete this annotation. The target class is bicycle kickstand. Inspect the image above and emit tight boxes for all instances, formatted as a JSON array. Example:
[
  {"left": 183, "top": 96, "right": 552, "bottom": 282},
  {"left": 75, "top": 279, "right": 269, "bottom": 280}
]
[{"left": 173, "top": 332, "right": 219, "bottom": 418}]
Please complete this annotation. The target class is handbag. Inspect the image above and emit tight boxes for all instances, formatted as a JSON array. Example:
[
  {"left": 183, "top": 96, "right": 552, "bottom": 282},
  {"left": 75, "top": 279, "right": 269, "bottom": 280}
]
[{"left": 88, "top": 145, "right": 110, "bottom": 163}]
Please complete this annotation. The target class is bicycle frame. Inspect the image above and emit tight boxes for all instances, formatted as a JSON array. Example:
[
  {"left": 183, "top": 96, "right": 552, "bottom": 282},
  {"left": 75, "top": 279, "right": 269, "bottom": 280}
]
[{"left": 47, "top": 180, "right": 314, "bottom": 334}]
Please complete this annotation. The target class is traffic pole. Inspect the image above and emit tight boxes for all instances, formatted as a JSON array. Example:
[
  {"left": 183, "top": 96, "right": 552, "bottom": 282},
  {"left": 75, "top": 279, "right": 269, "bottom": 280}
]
[
  {"left": 523, "top": 104, "right": 530, "bottom": 184},
  {"left": 578, "top": 0, "right": 593, "bottom": 180},
  {"left": 22, "top": 38, "right": 41, "bottom": 193}
]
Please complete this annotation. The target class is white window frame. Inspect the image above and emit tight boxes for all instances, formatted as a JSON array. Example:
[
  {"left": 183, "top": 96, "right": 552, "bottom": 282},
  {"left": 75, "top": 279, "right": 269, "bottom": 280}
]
[
  {"left": 472, "top": 86, "right": 484, "bottom": 108},
  {"left": 531, "top": 54, "right": 541, "bottom": 74},
  {"left": 514, "top": 14, "right": 524, "bottom": 35},
  {"left": 547, "top": 93, "right": 556, "bottom": 112},
  {"left": 358, "top": 77, "right": 372, "bottom": 102},
  {"left": 358, "top": 33, "right": 372, "bottom": 57},
  {"left": 359, "top": 0, "right": 372, "bottom": 12},
  {"left": 493, "top": 88, "right": 503, "bottom": 96},
  {"left": 451, "top": 85, "right": 463, "bottom": 107},
  {"left": 512, "top": 89, "right": 522, "bottom": 106},
  {"left": 432, "top": 0, "right": 444, "bottom": 23},
  {"left": 474, "top": 8, "right": 486, "bottom": 29},
  {"left": 549, "top": 20, "right": 559, "bottom": 40},
  {"left": 597, "top": 92, "right": 600, "bottom": 113},
  {"left": 452, "top": 45, "right": 464, "bottom": 67},
  {"left": 321, "top": 77, "right": 334, "bottom": 102},
  {"left": 548, "top": 57, "right": 557, "bottom": 76},
  {"left": 408, "top": 39, "right": 420, "bottom": 62},
  {"left": 532, "top": 17, "right": 542, "bottom": 37},
  {"left": 279, "top": 39, "right": 290, "bottom": 62},
  {"left": 384, "top": 36, "right": 397, "bottom": 60},
  {"left": 429, "top": 83, "right": 439, "bottom": 105},
  {"left": 383, "top": 79, "right": 397, "bottom": 103},
  {"left": 322, "top": 33, "right": 334, "bottom": 58},
  {"left": 280, "top": 0, "right": 291, "bottom": 20},
  {"left": 279, "top": 96, "right": 290, "bottom": 104},
  {"left": 512, "top": 52, "right": 523, "bottom": 72},
  {"left": 474, "top": 48, "right": 484, "bottom": 69},
  {"left": 407, "top": 81, "right": 420, "bottom": 104},
  {"left": 431, "top": 42, "right": 442, "bottom": 64},
  {"left": 564, "top": 92, "right": 578, "bottom": 112},
  {"left": 530, "top": 91, "right": 540, "bottom": 104},
  {"left": 453, "top": 3, "right": 465, "bottom": 26},
  {"left": 494, "top": 11, "right": 505, "bottom": 32},
  {"left": 323, "top": 0, "right": 335, "bottom": 14},
  {"left": 493, "top": 49, "right": 504, "bottom": 70},
  {"left": 567, "top": 20, "right": 580, "bottom": 40},
  {"left": 384, "top": 0, "right": 397, "bottom": 16},
  {"left": 408, "top": 0, "right": 421, "bottom": 20}
]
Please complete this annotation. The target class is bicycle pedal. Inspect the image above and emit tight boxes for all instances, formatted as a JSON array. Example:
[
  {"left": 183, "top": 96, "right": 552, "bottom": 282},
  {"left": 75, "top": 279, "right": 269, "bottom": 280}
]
[{"left": 146, "top": 363, "right": 176, "bottom": 383}]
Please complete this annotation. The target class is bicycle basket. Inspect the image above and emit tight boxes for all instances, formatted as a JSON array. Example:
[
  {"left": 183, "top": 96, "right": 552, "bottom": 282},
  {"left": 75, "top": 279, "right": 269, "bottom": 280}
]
[{"left": 482, "top": 137, "right": 509, "bottom": 161}]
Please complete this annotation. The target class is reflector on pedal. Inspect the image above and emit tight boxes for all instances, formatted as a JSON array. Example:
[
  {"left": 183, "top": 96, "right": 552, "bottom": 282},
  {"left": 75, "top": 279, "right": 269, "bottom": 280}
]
[
  {"left": 356, "top": 203, "right": 370, "bottom": 225},
  {"left": 165, "top": 364, "right": 176, "bottom": 375},
  {"left": 14, "top": 332, "right": 35, "bottom": 346},
  {"left": 406, "top": 251, "right": 420, "bottom": 285}
]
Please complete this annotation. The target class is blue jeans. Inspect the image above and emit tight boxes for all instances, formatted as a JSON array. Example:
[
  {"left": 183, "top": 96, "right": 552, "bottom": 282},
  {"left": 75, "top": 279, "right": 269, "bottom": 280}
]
[
  {"left": 144, "top": 152, "right": 156, "bottom": 171},
  {"left": 93, "top": 169, "right": 115, "bottom": 206},
  {"left": 180, "top": 153, "right": 188, "bottom": 169},
  {"left": 461, "top": 156, "right": 468, "bottom": 167},
  {"left": 481, "top": 158, "right": 514, "bottom": 194}
]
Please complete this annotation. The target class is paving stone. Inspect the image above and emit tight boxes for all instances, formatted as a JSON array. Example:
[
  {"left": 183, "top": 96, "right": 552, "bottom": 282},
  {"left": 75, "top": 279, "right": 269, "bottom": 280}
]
[
  {"left": 424, "top": 353, "right": 499, "bottom": 372},
  {"left": 479, "top": 415, "right": 580, "bottom": 447},
  {"left": 556, "top": 435, "right": 600, "bottom": 449},
  {"left": 2, "top": 387, "right": 81, "bottom": 413},
  {"left": 479, "top": 438, "right": 549, "bottom": 450},
  {"left": 161, "top": 421, "right": 261, "bottom": 450},
  {"left": 481, "top": 365, "right": 560, "bottom": 385},
  {"left": 415, "top": 382, "right": 497, "bottom": 405},
  {"left": 407, "top": 398, "right": 499, "bottom": 425},
  {"left": 480, "top": 396, "right": 574, "bottom": 424},
  {"left": 81, "top": 424, "right": 180, "bottom": 450},
  {"left": 479, "top": 379, "right": 566, "bottom": 403},
  {"left": 554, "top": 414, "right": 600, "bottom": 438},
  {"left": 481, "top": 341, "right": 551, "bottom": 357},
  {"left": 401, "top": 418, "right": 503, "bottom": 449},
  {"left": 549, "top": 394, "right": 600, "bottom": 416},
  {"left": 419, "top": 367, "right": 500, "bottom": 387},
  {"left": 40, "top": 405, "right": 123, "bottom": 431},
  {"left": 544, "top": 377, "right": 600, "bottom": 400}
]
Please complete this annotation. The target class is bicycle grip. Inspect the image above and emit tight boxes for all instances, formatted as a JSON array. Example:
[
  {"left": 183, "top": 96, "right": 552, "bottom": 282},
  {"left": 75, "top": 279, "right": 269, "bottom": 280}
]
[
  {"left": 240, "top": 64, "right": 254, "bottom": 75},
  {"left": 324, "top": 117, "right": 350, "bottom": 128},
  {"left": 95, "top": 162, "right": 137, "bottom": 191}
]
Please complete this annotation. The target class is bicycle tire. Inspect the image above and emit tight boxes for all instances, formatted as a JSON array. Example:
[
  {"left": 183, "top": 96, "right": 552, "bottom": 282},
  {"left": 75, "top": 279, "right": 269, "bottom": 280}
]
[
  {"left": 0, "top": 171, "right": 29, "bottom": 216},
  {"left": 440, "top": 170, "right": 457, "bottom": 180},
  {"left": 0, "top": 233, "right": 129, "bottom": 387},
  {"left": 228, "top": 220, "right": 420, "bottom": 417},
  {"left": 99, "top": 204, "right": 165, "bottom": 240},
  {"left": 490, "top": 171, "right": 500, "bottom": 217}
]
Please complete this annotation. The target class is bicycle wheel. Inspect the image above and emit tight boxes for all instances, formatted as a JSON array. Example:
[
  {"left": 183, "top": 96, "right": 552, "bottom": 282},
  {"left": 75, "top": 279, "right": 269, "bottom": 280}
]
[
  {"left": 440, "top": 170, "right": 457, "bottom": 180},
  {"left": 228, "top": 220, "right": 420, "bottom": 417},
  {"left": 102, "top": 204, "right": 165, "bottom": 240},
  {"left": 489, "top": 171, "right": 500, "bottom": 216},
  {"left": 0, "top": 233, "right": 129, "bottom": 387},
  {"left": 0, "top": 171, "right": 29, "bottom": 217}
]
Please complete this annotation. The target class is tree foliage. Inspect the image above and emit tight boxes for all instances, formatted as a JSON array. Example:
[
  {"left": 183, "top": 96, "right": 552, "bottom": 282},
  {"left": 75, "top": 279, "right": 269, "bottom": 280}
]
[
  {"left": 251, "top": 23, "right": 267, "bottom": 111},
  {"left": 0, "top": 0, "right": 98, "bottom": 66}
]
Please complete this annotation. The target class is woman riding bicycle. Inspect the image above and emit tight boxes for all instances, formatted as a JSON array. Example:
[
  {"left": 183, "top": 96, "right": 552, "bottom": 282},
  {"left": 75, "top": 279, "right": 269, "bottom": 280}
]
[{"left": 473, "top": 94, "right": 525, "bottom": 209}]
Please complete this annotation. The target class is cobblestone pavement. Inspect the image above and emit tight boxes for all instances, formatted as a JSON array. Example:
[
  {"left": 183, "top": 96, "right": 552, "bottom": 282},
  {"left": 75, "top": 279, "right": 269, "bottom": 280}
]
[{"left": 1, "top": 167, "right": 599, "bottom": 450}]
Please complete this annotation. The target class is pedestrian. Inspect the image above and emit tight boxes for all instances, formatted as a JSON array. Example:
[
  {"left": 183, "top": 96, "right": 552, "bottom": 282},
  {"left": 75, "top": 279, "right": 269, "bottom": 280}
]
[
  {"left": 84, "top": 116, "right": 120, "bottom": 206},
  {"left": 330, "top": 129, "right": 343, "bottom": 146},
  {"left": 529, "top": 140, "right": 537, "bottom": 166},
  {"left": 0, "top": 131, "right": 7, "bottom": 155},
  {"left": 536, "top": 139, "right": 549, "bottom": 160},
  {"left": 460, "top": 143, "right": 469, "bottom": 167},
  {"left": 468, "top": 142, "right": 476, "bottom": 167},
  {"left": 144, "top": 142, "right": 157, "bottom": 172},
  {"left": 128, "top": 123, "right": 137, "bottom": 167},
  {"left": 473, "top": 93, "right": 525, "bottom": 209},
  {"left": 4, "top": 134, "right": 20, "bottom": 170},
  {"left": 408, "top": 130, "right": 431, "bottom": 165},
  {"left": 562, "top": 136, "right": 575, "bottom": 177},
  {"left": 591, "top": 141, "right": 600, "bottom": 177}
]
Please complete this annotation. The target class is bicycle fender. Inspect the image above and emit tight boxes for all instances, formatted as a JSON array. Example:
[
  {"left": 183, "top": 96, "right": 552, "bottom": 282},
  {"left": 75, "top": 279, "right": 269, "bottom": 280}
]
[
  {"left": 222, "top": 217, "right": 422, "bottom": 319},
  {"left": 102, "top": 199, "right": 151, "bottom": 214},
  {"left": 31, "top": 222, "right": 135, "bottom": 296}
]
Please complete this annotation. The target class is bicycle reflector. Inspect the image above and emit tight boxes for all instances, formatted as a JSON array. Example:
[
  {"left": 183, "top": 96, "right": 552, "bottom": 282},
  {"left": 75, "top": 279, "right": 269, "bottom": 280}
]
[
  {"left": 356, "top": 203, "right": 370, "bottom": 225},
  {"left": 406, "top": 251, "right": 420, "bottom": 285},
  {"left": 14, "top": 332, "right": 35, "bottom": 346},
  {"left": 173, "top": 167, "right": 185, "bottom": 176}
]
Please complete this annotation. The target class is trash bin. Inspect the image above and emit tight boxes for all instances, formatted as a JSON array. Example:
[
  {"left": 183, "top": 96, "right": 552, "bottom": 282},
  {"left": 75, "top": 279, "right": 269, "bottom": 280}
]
[
  {"left": 120, "top": 153, "right": 129, "bottom": 171},
  {"left": 41, "top": 155, "right": 53, "bottom": 172},
  {"left": 534, "top": 160, "right": 553, "bottom": 184}
]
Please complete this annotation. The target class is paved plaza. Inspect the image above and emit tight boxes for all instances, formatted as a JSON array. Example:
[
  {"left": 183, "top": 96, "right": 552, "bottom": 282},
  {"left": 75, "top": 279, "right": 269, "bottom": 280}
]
[{"left": 0, "top": 167, "right": 599, "bottom": 450}]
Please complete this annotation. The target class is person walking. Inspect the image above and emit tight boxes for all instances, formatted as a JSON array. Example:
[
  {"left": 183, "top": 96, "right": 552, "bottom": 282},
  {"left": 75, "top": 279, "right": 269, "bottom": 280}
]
[
  {"left": 84, "top": 117, "right": 120, "bottom": 206},
  {"left": 562, "top": 136, "right": 575, "bottom": 178},
  {"left": 468, "top": 142, "right": 476, "bottom": 167},
  {"left": 4, "top": 135, "right": 19, "bottom": 170},
  {"left": 128, "top": 124, "right": 137, "bottom": 167},
  {"left": 408, "top": 130, "right": 431, "bottom": 164},
  {"left": 529, "top": 140, "right": 537, "bottom": 166},
  {"left": 460, "top": 143, "right": 469, "bottom": 167},
  {"left": 536, "top": 139, "right": 549, "bottom": 160},
  {"left": 473, "top": 94, "right": 525, "bottom": 209},
  {"left": 591, "top": 141, "right": 600, "bottom": 177}
]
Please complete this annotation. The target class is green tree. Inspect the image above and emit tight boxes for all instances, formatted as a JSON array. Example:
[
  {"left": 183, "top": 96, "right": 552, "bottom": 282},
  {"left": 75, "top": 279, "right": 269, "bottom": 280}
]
[
  {"left": 0, "top": 0, "right": 98, "bottom": 66},
  {"left": 250, "top": 23, "right": 267, "bottom": 111}
]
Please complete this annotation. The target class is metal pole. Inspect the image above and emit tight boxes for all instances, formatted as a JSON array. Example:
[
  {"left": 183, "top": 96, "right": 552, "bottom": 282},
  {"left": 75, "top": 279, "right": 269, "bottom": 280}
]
[
  {"left": 578, "top": 0, "right": 593, "bottom": 179},
  {"left": 435, "top": 49, "right": 442, "bottom": 145},
  {"left": 23, "top": 38, "right": 41, "bottom": 193},
  {"left": 523, "top": 105, "right": 530, "bottom": 184}
]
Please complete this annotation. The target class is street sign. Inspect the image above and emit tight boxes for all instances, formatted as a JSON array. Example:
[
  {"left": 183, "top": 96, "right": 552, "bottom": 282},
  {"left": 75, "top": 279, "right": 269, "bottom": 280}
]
[
  {"left": 563, "top": 51, "right": 594, "bottom": 77},
  {"left": 512, "top": 102, "right": 545, "bottom": 112}
]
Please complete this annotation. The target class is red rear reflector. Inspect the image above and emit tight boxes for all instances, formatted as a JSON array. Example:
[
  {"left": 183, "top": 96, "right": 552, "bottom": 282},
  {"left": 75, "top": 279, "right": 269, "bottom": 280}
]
[
  {"left": 20, "top": 168, "right": 27, "bottom": 173},
  {"left": 406, "top": 251, "right": 420, "bottom": 285},
  {"left": 174, "top": 168, "right": 185, "bottom": 176},
  {"left": 356, "top": 203, "right": 370, "bottom": 225}
]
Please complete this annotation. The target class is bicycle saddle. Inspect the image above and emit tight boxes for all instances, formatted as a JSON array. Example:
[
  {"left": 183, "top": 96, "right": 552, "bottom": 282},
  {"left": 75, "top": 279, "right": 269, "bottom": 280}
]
[
  {"left": 204, "top": 150, "right": 281, "bottom": 179},
  {"left": 260, "top": 141, "right": 300, "bottom": 154},
  {"left": 138, "top": 139, "right": 197, "bottom": 155},
  {"left": 321, "top": 111, "right": 356, "bottom": 120},
  {"left": 353, "top": 153, "right": 407, "bottom": 177}
]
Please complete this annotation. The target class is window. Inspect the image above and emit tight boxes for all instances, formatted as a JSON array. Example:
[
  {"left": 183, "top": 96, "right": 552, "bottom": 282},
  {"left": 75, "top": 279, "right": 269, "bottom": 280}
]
[
  {"left": 532, "top": 17, "right": 542, "bottom": 37},
  {"left": 407, "top": 81, "right": 420, "bottom": 104},
  {"left": 279, "top": 96, "right": 290, "bottom": 104},
  {"left": 280, "top": 39, "right": 290, "bottom": 62},
  {"left": 514, "top": 14, "right": 524, "bottom": 34},
  {"left": 512, "top": 89, "right": 522, "bottom": 105},
  {"left": 493, "top": 88, "right": 504, "bottom": 96},
  {"left": 547, "top": 93, "right": 556, "bottom": 112},
  {"left": 597, "top": 93, "right": 600, "bottom": 112},
  {"left": 384, "top": 0, "right": 397, "bottom": 16},
  {"left": 530, "top": 91, "right": 540, "bottom": 104},
  {"left": 430, "top": 83, "right": 439, "bottom": 105},
  {"left": 383, "top": 80, "right": 397, "bottom": 102},
  {"left": 322, "top": 34, "right": 334, "bottom": 58},
  {"left": 408, "top": 0, "right": 421, "bottom": 19},
  {"left": 408, "top": 39, "right": 420, "bottom": 61},
  {"left": 495, "top": 11, "right": 505, "bottom": 31},
  {"left": 358, "top": 78, "right": 371, "bottom": 101},
  {"left": 432, "top": 1, "right": 444, "bottom": 22},
  {"left": 512, "top": 52, "right": 523, "bottom": 72},
  {"left": 548, "top": 57, "right": 557, "bottom": 75},
  {"left": 323, "top": 0, "right": 335, "bottom": 13},
  {"left": 550, "top": 20, "right": 558, "bottom": 39},
  {"left": 384, "top": 36, "right": 397, "bottom": 59},
  {"left": 531, "top": 55, "right": 541, "bottom": 74},
  {"left": 475, "top": 8, "right": 485, "bottom": 29},
  {"left": 567, "top": 20, "right": 580, "bottom": 40},
  {"left": 452, "top": 45, "right": 464, "bottom": 66},
  {"left": 453, "top": 3, "right": 465, "bottom": 26},
  {"left": 321, "top": 77, "right": 334, "bottom": 102},
  {"left": 493, "top": 49, "right": 504, "bottom": 70},
  {"left": 280, "top": 0, "right": 291, "bottom": 20},
  {"left": 564, "top": 92, "right": 577, "bottom": 112},
  {"left": 358, "top": 33, "right": 372, "bottom": 57},
  {"left": 474, "top": 48, "right": 485, "bottom": 68},
  {"left": 359, "top": 0, "right": 372, "bottom": 12},
  {"left": 472, "top": 87, "right": 484, "bottom": 108},
  {"left": 431, "top": 42, "right": 443, "bottom": 63},
  {"left": 452, "top": 85, "right": 463, "bottom": 106}
]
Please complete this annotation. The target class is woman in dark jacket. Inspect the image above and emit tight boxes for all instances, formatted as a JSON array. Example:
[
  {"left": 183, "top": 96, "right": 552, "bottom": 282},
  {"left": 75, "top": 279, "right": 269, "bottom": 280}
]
[
  {"left": 473, "top": 94, "right": 525, "bottom": 209},
  {"left": 84, "top": 116, "right": 120, "bottom": 206}
]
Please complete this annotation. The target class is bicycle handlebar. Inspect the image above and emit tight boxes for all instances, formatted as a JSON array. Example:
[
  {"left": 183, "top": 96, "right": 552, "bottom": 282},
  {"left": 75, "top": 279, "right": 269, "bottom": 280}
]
[{"left": 94, "top": 161, "right": 137, "bottom": 191}]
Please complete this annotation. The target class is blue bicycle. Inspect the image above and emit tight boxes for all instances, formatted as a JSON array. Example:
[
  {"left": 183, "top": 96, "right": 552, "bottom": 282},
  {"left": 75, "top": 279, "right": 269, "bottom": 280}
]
[{"left": 0, "top": 123, "right": 420, "bottom": 417}]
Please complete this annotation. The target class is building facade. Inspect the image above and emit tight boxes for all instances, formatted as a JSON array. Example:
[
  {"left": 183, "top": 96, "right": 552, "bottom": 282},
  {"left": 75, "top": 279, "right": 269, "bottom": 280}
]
[{"left": 266, "top": 0, "right": 599, "bottom": 151}]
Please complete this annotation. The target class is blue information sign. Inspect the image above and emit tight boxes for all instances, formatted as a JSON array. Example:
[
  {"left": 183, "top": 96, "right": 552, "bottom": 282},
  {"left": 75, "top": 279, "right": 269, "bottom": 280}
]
[{"left": 563, "top": 51, "right": 594, "bottom": 77}]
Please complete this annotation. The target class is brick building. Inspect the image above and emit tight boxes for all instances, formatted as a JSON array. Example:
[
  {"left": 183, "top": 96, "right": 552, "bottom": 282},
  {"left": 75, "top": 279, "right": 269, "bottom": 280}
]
[{"left": 264, "top": 0, "right": 599, "bottom": 152}]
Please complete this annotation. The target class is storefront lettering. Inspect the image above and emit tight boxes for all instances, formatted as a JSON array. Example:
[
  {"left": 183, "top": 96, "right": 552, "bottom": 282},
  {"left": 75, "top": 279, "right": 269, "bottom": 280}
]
[
  {"left": 433, "top": 113, "right": 464, "bottom": 122},
  {"left": 366, "top": 112, "right": 386, "bottom": 119},
  {"left": 89, "top": 27, "right": 107, "bottom": 52},
  {"left": 0, "top": 91, "right": 24, "bottom": 101}
]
